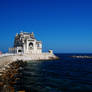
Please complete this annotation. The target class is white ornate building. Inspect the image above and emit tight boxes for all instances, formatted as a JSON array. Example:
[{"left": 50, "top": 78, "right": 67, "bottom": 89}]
[{"left": 9, "top": 32, "right": 42, "bottom": 54}]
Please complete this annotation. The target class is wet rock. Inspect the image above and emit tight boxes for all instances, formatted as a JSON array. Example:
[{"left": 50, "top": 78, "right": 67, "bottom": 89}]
[{"left": 0, "top": 60, "right": 26, "bottom": 92}]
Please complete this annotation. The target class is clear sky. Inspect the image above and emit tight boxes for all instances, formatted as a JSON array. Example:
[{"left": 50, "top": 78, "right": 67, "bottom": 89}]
[{"left": 0, "top": 0, "right": 92, "bottom": 53}]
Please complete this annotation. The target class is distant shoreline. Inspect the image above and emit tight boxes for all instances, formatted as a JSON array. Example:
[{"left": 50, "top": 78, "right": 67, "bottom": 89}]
[{"left": 71, "top": 55, "right": 92, "bottom": 59}]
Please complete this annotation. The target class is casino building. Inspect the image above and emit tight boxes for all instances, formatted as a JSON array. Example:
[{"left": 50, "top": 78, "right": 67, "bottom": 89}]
[{"left": 9, "top": 32, "right": 42, "bottom": 54}]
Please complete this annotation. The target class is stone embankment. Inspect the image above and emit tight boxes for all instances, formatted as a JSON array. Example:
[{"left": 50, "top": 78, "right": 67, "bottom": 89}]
[{"left": 0, "top": 60, "right": 26, "bottom": 92}]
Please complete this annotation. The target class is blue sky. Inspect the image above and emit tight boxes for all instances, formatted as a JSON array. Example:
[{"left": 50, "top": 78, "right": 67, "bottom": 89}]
[{"left": 0, "top": 0, "right": 92, "bottom": 53}]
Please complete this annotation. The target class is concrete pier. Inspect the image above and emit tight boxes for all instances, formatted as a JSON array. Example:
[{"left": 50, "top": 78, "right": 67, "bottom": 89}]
[{"left": 0, "top": 53, "right": 58, "bottom": 63}]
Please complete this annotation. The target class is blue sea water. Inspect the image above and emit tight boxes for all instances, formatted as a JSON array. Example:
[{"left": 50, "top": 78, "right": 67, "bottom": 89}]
[{"left": 15, "top": 54, "right": 92, "bottom": 92}]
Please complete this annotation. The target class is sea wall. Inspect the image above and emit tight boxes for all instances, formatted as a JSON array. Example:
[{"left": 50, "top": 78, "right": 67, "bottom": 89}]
[
  {"left": 13, "top": 53, "right": 59, "bottom": 61},
  {"left": 0, "top": 53, "right": 58, "bottom": 61},
  {"left": 0, "top": 53, "right": 59, "bottom": 67},
  {"left": 0, "top": 56, "right": 13, "bottom": 68},
  {"left": 0, "top": 53, "right": 59, "bottom": 91}
]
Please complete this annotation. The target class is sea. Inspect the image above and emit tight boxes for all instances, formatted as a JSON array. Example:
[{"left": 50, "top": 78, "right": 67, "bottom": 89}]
[{"left": 14, "top": 54, "right": 92, "bottom": 92}]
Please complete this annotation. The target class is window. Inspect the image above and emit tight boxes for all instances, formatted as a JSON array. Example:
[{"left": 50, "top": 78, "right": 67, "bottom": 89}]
[
  {"left": 18, "top": 50, "right": 22, "bottom": 52},
  {"left": 37, "top": 44, "right": 40, "bottom": 47},
  {"left": 29, "top": 42, "right": 33, "bottom": 48}
]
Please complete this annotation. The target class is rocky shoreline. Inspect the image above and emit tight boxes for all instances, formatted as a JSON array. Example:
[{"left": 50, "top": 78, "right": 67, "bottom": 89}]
[
  {"left": 0, "top": 60, "right": 26, "bottom": 92},
  {"left": 0, "top": 53, "right": 59, "bottom": 92}
]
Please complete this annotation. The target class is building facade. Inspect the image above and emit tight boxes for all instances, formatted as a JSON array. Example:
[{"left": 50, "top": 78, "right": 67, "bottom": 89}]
[{"left": 9, "top": 32, "right": 42, "bottom": 54}]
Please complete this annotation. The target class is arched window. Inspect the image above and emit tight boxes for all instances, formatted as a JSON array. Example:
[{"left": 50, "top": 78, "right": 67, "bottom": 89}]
[
  {"left": 29, "top": 42, "right": 33, "bottom": 48},
  {"left": 18, "top": 50, "right": 22, "bottom": 52}
]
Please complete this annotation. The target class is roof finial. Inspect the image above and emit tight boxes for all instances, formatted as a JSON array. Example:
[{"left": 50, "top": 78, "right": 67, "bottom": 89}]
[
  {"left": 16, "top": 33, "right": 18, "bottom": 36},
  {"left": 32, "top": 32, "right": 34, "bottom": 34},
  {"left": 30, "top": 32, "right": 35, "bottom": 39}
]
